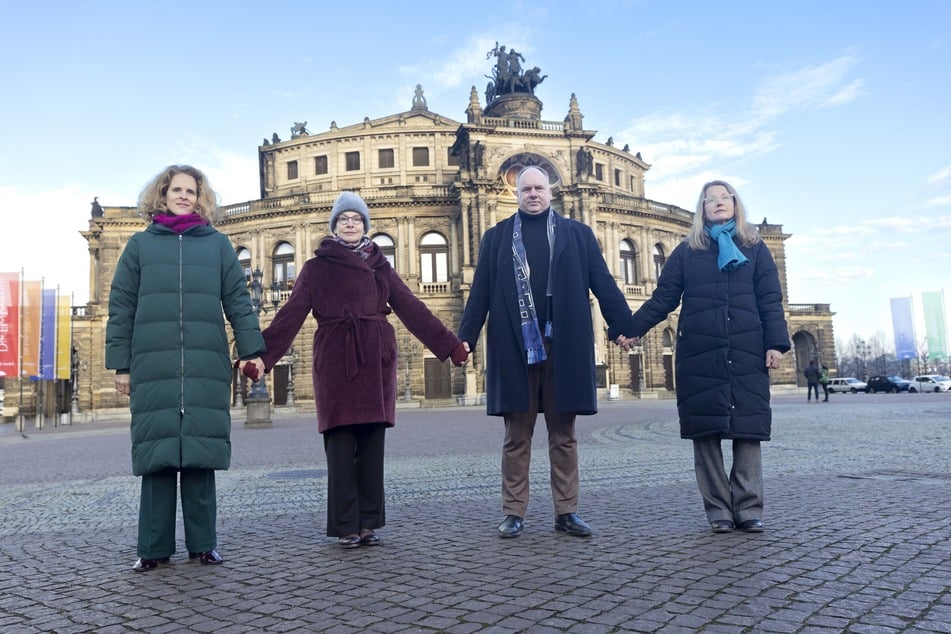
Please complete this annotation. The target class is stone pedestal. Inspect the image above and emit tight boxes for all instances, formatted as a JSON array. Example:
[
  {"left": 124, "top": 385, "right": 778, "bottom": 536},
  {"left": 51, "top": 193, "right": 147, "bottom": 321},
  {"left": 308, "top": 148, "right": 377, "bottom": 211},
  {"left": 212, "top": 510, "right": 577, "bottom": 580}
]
[{"left": 245, "top": 395, "right": 272, "bottom": 428}]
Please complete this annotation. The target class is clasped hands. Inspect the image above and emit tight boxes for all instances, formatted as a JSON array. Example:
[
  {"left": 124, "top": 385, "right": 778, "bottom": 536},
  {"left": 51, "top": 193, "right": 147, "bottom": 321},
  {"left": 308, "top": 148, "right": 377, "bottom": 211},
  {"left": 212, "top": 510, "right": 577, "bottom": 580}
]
[
  {"left": 614, "top": 335, "right": 639, "bottom": 351},
  {"left": 236, "top": 358, "right": 266, "bottom": 381}
]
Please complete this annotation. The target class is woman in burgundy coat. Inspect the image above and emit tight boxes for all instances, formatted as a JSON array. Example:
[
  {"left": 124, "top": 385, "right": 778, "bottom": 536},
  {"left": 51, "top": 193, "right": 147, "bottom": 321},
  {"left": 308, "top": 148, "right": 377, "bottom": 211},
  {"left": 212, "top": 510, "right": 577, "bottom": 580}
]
[{"left": 258, "top": 192, "right": 468, "bottom": 548}]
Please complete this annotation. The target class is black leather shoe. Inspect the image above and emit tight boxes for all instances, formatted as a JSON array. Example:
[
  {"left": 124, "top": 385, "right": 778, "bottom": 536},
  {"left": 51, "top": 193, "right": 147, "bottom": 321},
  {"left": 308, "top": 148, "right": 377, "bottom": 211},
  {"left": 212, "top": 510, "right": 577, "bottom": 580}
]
[
  {"left": 360, "top": 530, "right": 382, "bottom": 546},
  {"left": 132, "top": 556, "right": 170, "bottom": 572},
  {"left": 710, "top": 520, "right": 735, "bottom": 533},
  {"left": 497, "top": 515, "right": 523, "bottom": 538},
  {"left": 188, "top": 549, "right": 223, "bottom": 564},
  {"left": 337, "top": 535, "right": 361, "bottom": 549},
  {"left": 738, "top": 519, "right": 764, "bottom": 533},
  {"left": 554, "top": 513, "right": 592, "bottom": 537}
]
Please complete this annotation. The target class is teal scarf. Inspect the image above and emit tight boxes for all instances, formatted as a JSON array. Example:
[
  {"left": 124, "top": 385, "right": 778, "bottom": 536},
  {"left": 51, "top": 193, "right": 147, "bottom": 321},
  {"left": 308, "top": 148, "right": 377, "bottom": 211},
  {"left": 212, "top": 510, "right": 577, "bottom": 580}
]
[{"left": 705, "top": 220, "right": 749, "bottom": 272}]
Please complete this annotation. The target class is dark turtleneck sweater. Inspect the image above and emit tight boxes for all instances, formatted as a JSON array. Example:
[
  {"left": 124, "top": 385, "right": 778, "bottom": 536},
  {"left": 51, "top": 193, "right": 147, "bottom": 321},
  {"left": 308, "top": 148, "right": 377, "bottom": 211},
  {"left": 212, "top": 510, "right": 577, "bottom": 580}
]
[{"left": 517, "top": 207, "right": 551, "bottom": 331}]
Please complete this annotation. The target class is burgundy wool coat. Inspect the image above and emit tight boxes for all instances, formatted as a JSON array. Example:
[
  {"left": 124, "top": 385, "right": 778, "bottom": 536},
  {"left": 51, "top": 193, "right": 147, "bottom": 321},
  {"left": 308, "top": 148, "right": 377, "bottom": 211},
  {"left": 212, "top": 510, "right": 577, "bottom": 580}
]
[{"left": 260, "top": 238, "right": 462, "bottom": 433}]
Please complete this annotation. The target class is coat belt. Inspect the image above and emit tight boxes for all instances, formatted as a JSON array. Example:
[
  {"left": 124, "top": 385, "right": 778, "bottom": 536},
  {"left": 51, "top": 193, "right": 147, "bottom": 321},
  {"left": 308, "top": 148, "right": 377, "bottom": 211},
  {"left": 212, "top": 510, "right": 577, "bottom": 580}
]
[{"left": 320, "top": 312, "right": 388, "bottom": 379}]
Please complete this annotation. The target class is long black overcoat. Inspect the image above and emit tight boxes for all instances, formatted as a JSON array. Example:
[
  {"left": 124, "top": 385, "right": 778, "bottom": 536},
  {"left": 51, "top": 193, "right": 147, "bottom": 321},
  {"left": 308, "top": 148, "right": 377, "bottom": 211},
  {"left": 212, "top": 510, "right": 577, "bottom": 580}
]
[
  {"left": 630, "top": 238, "right": 790, "bottom": 440},
  {"left": 458, "top": 210, "right": 634, "bottom": 416}
]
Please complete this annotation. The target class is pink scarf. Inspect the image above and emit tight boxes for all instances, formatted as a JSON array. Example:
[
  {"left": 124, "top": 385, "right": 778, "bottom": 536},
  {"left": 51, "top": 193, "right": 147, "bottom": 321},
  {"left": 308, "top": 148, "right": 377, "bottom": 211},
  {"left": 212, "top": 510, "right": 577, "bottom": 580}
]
[{"left": 152, "top": 213, "right": 208, "bottom": 234}]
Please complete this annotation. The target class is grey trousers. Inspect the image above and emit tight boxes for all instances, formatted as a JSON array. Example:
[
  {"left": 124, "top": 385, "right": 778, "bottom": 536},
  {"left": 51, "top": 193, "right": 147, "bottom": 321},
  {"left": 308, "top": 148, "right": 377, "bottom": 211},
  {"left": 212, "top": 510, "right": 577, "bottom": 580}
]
[
  {"left": 502, "top": 354, "right": 579, "bottom": 518},
  {"left": 692, "top": 437, "right": 763, "bottom": 524}
]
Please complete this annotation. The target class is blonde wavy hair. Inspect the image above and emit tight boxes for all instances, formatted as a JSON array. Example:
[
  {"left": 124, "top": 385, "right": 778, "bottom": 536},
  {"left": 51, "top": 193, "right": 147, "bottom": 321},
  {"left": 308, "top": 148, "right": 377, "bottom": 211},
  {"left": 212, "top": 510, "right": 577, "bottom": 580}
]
[
  {"left": 137, "top": 165, "right": 219, "bottom": 223},
  {"left": 685, "top": 180, "right": 760, "bottom": 250}
]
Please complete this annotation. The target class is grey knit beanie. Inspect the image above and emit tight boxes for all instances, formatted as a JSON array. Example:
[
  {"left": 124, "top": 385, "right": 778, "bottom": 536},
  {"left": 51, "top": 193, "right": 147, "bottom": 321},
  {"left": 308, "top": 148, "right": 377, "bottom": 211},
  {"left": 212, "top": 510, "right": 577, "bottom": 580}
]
[{"left": 329, "top": 191, "right": 370, "bottom": 233}]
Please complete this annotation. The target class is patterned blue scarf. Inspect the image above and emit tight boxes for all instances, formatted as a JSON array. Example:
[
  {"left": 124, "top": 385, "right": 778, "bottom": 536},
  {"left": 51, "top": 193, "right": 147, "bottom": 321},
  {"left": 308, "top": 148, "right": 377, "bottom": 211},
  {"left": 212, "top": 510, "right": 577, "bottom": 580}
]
[
  {"left": 512, "top": 211, "right": 556, "bottom": 364},
  {"left": 705, "top": 219, "right": 749, "bottom": 272}
]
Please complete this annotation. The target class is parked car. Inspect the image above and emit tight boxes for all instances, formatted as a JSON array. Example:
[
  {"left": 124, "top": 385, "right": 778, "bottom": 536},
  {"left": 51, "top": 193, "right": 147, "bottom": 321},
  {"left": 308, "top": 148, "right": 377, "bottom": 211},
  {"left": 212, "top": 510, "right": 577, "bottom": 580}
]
[
  {"left": 907, "top": 375, "right": 951, "bottom": 393},
  {"left": 827, "top": 378, "right": 867, "bottom": 393},
  {"left": 865, "top": 375, "right": 912, "bottom": 393}
]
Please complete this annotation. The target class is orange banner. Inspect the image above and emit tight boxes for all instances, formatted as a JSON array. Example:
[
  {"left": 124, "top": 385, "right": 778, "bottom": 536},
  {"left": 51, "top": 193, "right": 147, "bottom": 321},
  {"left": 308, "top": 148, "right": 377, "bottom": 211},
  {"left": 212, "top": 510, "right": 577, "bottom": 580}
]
[{"left": 21, "top": 281, "right": 41, "bottom": 379}]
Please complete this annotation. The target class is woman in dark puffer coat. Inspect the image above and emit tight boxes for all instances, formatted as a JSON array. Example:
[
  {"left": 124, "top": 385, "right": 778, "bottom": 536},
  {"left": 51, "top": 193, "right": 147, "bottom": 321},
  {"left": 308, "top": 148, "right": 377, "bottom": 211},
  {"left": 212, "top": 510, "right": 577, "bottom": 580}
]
[
  {"left": 625, "top": 180, "right": 790, "bottom": 534},
  {"left": 106, "top": 165, "right": 265, "bottom": 572}
]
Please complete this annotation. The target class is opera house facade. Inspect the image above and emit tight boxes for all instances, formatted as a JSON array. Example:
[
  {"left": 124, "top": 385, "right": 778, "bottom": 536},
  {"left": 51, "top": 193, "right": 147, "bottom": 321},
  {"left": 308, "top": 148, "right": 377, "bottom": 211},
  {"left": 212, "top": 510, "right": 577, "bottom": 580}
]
[{"left": 57, "top": 50, "right": 833, "bottom": 419}]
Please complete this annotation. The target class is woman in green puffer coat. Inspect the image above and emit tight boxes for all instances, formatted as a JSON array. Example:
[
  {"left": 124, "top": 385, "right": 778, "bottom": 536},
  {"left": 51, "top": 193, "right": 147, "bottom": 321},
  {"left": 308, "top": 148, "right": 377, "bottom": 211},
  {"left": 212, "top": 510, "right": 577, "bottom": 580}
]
[{"left": 106, "top": 165, "right": 264, "bottom": 573}]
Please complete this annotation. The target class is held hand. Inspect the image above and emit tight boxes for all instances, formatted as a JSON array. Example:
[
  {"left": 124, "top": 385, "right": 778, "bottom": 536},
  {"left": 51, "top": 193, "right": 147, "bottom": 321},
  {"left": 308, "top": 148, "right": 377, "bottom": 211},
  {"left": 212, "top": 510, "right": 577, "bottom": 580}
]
[
  {"left": 114, "top": 374, "right": 130, "bottom": 396},
  {"left": 237, "top": 358, "right": 265, "bottom": 382},
  {"left": 462, "top": 341, "right": 470, "bottom": 353},
  {"left": 765, "top": 349, "right": 783, "bottom": 370},
  {"left": 450, "top": 342, "right": 469, "bottom": 366}
]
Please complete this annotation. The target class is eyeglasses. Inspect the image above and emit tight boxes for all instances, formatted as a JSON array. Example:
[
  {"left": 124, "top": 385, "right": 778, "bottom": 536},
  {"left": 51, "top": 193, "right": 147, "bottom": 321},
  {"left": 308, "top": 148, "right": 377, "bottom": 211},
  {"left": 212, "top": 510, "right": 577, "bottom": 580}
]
[
  {"left": 337, "top": 214, "right": 364, "bottom": 226},
  {"left": 703, "top": 194, "right": 734, "bottom": 206}
]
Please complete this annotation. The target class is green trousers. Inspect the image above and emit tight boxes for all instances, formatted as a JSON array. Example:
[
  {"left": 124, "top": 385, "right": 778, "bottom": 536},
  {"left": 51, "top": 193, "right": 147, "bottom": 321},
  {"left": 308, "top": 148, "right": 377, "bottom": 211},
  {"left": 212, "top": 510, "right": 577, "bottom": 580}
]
[{"left": 138, "top": 468, "right": 217, "bottom": 558}]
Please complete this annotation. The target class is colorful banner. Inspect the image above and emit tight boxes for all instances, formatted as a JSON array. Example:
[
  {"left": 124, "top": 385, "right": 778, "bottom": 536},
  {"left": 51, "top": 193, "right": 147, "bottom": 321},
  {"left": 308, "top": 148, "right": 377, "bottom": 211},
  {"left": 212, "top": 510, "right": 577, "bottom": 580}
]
[
  {"left": 890, "top": 297, "right": 917, "bottom": 360},
  {"left": 39, "top": 288, "right": 56, "bottom": 380},
  {"left": 21, "top": 281, "right": 41, "bottom": 379},
  {"left": 56, "top": 295, "right": 72, "bottom": 380},
  {"left": 921, "top": 291, "right": 948, "bottom": 361},
  {"left": 0, "top": 273, "right": 18, "bottom": 377}
]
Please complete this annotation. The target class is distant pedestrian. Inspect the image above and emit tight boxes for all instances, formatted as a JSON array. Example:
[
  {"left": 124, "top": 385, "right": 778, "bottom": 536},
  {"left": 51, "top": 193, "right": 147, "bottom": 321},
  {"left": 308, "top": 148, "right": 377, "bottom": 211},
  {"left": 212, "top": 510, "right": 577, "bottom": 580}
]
[
  {"left": 819, "top": 365, "right": 831, "bottom": 402},
  {"left": 804, "top": 360, "right": 820, "bottom": 402},
  {"left": 106, "top": 165, "right": 265, "bottom": 572},
  {"left": 255, "top": 191, "right": 468, "bottom": 549},
  {"left": 618, "top": 180, "right": 790, "bottom": 534}
]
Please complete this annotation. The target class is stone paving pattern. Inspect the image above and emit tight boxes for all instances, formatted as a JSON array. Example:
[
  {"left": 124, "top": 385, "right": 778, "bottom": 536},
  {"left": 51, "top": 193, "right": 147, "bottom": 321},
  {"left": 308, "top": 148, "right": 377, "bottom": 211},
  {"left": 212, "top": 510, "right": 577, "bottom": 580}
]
[{"left": 0, "top": 393, "right": 948, "bottom": 633}]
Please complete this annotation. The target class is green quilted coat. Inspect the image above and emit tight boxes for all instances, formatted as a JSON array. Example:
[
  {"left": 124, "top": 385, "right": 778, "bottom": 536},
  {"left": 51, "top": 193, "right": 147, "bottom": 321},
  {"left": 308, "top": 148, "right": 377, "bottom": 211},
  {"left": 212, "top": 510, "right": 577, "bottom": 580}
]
[{"left": 105, "top": 223, "right": 264, "bottom": 476}]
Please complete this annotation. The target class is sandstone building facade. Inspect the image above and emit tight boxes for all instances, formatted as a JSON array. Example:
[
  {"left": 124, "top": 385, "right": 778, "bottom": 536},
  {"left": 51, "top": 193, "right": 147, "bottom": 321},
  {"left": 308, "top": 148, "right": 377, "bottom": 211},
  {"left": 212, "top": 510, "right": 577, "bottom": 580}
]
[{"left": 38, "top": 56, "right": 835, "bottom": 420}]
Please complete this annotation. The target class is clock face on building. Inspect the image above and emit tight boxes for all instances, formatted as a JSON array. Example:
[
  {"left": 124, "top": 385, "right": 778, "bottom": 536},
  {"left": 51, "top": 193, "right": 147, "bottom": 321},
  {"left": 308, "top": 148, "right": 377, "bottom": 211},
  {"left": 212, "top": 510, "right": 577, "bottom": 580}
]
[{"left": 499, "top": 153, "right": 561, "bottom": 200}]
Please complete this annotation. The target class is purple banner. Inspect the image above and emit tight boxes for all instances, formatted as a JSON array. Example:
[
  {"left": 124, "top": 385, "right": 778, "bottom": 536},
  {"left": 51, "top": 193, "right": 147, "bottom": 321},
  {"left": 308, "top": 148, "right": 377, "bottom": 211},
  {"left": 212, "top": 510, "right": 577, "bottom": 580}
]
[{"left": 39, "top": 288, "right": 56, "bottom": 380}]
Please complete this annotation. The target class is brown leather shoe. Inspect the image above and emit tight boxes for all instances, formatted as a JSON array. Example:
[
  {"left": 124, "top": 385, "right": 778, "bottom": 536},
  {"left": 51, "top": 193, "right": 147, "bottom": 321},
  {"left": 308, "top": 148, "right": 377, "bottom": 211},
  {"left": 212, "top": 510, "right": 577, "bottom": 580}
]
[
  {"left": 132, "top": 557, "right": 170, "bottom": 572},
  {"left": 188, "top": 550, "right": 224, "bottom": 565}
]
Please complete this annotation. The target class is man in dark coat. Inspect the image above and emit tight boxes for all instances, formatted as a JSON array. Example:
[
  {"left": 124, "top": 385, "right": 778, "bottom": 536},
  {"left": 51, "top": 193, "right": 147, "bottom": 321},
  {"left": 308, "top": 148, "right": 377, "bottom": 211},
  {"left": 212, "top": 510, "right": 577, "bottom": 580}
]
[{"left": 458, "top": 166, "right": 634, "bottom": 539}]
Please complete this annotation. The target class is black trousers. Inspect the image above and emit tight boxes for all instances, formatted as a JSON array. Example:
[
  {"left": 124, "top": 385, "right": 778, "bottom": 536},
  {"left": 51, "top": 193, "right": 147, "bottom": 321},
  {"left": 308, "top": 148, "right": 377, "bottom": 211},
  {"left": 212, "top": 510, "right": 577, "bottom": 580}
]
[{"left": 323, "top": 423, "right": 386, "bottom": 537}]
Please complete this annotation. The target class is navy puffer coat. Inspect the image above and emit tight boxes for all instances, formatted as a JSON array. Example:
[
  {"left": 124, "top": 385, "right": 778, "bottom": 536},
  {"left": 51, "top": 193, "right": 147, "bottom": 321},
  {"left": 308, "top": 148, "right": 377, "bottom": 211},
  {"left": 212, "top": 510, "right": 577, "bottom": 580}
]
[{"left": 631, "top": 238, "right": 790, "bottom": 440}]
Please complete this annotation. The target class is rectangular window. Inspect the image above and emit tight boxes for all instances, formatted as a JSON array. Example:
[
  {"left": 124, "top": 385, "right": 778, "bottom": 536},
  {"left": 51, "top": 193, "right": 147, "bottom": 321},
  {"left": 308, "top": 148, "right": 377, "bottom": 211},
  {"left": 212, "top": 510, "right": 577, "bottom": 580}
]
[
  {"left": 378, "top": 149, "right": 395, "bottom": 169},
  {"left": 287, "top": 160, "right": 298, "bottom": 180},
  {"left": 315, "top": 156, "right": 328, "bottom": 175},
  {"left": 345, "top": 151, "right": 361, "bottom": 171},
  {"left": 412, "top": 147, "right": 430, "bottom": 167},
  {"left": 447, "top": 148, "right": 460, "bottom": 166},
  {"left": 614, "top": 169, "right": 621, "bottom": 186},
  {"left": 595, "top": 163, "right": 604, "bottom": 181}
]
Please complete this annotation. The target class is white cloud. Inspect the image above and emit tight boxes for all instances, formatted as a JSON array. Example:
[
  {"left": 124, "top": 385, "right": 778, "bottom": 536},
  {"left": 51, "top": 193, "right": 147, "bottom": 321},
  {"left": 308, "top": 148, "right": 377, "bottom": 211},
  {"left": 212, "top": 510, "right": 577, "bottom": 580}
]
[
  {"left": 0, "top": 185, "right": 93, "bottom": 303},
  {"left": 926, "top": 165, "right": 951, "bottom": 186},
  {"left": 623, "top": 53, "right": 862, "bottom": 188},
  {"left": 925, "top": 193, "right": 951, "bottom": 207}
]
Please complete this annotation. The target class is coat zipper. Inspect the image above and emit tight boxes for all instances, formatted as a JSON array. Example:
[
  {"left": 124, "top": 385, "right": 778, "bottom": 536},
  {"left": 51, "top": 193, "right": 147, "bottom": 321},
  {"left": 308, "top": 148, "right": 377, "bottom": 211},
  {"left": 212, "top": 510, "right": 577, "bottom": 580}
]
[{"left": 179, "top": 235, "right": 185, "bottom": 418}]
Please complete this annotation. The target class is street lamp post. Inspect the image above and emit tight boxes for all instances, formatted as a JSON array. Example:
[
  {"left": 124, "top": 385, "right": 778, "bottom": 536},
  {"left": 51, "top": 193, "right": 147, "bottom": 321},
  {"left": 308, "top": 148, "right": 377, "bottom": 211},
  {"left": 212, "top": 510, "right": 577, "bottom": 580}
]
[
  {"left": 399, "top": 338, "right": 419, "bottom": 401},
  {"left": 245, "top": 268, "right": 282, "bottom": 427}
]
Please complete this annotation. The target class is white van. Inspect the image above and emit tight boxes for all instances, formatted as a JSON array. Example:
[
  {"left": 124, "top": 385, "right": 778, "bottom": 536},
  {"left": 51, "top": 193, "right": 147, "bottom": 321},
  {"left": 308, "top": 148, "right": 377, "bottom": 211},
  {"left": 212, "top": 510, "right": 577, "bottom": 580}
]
[{"left": 827, "top": 377, "right": 867, "bottom": 394}]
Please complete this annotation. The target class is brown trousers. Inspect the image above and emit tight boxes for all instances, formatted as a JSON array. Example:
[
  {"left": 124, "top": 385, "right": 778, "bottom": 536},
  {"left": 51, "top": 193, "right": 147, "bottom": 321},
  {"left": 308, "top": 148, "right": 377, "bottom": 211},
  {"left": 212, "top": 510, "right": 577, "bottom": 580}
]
[{"left": 502, "top": 354, "right": 579, "bottom": 517}]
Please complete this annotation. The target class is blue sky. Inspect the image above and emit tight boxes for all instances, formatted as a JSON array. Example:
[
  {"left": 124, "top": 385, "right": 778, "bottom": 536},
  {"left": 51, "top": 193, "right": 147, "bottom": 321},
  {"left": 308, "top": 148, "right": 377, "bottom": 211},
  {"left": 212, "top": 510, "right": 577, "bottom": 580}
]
[{"left": 2, "top": 1, "right": 949, "bottom": 355}]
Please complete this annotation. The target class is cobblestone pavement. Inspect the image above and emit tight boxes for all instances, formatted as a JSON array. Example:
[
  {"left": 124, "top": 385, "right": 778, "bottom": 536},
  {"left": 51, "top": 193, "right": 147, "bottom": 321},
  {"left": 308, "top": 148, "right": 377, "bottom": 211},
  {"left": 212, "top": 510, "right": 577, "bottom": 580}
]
[{"left": 0, "top": 393, "right": 948, "bottom": 633}]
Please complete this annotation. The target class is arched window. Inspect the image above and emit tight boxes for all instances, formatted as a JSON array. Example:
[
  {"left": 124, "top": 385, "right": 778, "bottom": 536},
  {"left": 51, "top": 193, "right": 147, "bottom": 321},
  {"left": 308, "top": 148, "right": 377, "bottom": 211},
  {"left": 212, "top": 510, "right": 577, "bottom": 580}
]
[
  {"left": 272, "top": 242, "right": 295, "bottom": 290},
  {"left": 619, "top": 239, "right": 637, "bottom": 284},
  {"left": 420, "top": 232, "right": 448, "bottom": 283},
  {"left": 653, "top": 243, "right": 666, "bottom": 280},
  {"left": 372, "top": 234, "right": 396, "bottom": 269},
  {"left": 236, "top": 247, "right": 251, "bottom": 282}
]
